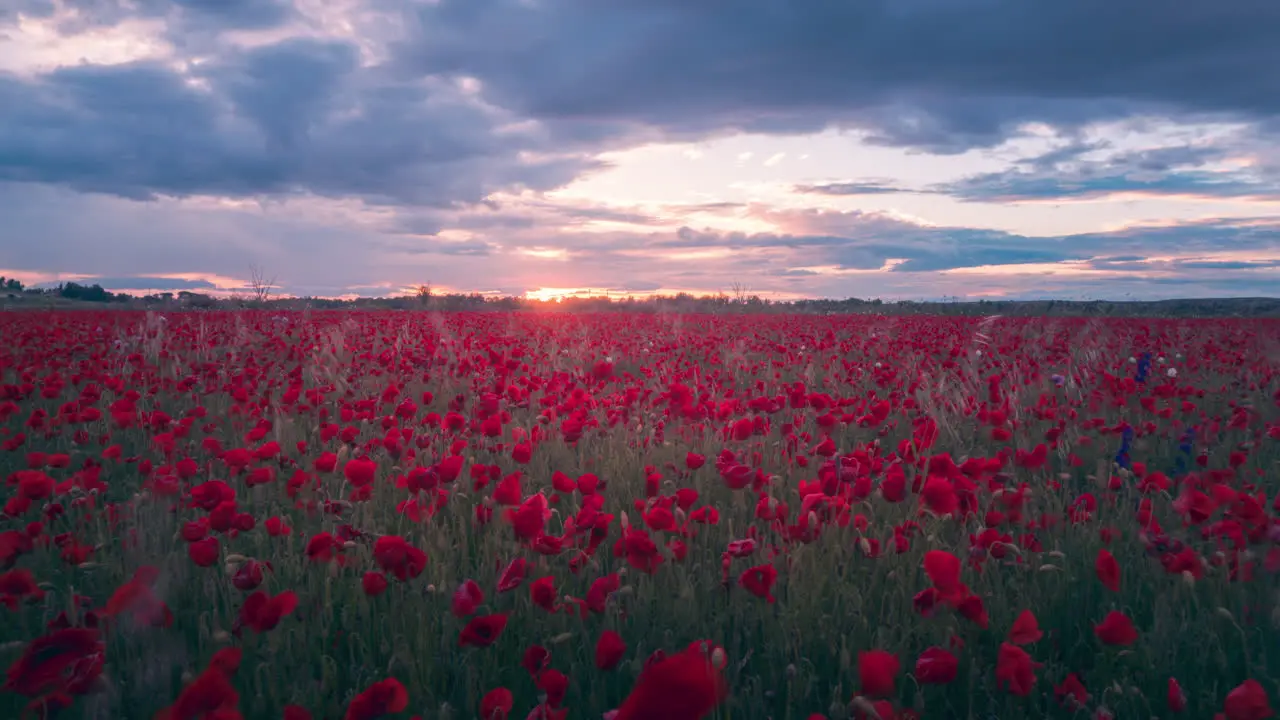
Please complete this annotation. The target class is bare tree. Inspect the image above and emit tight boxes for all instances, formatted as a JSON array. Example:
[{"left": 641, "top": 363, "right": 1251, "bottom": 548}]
[
  {"left": 416, "top": 282, "right": 433, "bottom": 308},
  {"left": 730, "top": 280, "right": 749, "bottom": 305},
  {"left": 248, "top": 265, "right": 276, "bottom": 304}
]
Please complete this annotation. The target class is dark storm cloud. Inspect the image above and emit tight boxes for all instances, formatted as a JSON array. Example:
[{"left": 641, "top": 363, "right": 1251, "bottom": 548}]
[
  {"left": 0, "top": 37, "right": 600, "bottom": 206},
  {"left": 18, "top": 0, "right": 296, "bottom": 34},
  {"left": 393, "top": 0, "right": 1280, "bottom": 153}
]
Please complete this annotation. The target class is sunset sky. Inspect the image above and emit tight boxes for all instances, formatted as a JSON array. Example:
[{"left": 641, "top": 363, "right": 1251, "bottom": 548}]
[{"left": 2, "top": 1, "right": 1279, "bottom": 301}]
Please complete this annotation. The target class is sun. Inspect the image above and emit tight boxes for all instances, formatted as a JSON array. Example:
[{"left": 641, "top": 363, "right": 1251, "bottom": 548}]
[{"left": 523, "top": 287, "right": 594, "bottom": 302}]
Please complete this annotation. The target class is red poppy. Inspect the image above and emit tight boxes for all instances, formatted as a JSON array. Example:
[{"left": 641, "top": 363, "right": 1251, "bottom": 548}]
[
  {"left": 459, "top": 614, "right": 508, "bottom": 647},
  {"left": 156, "top": 649, "right": 242, "bottom": 720},
  {"left": 522, "top": 645, "right": 550, "bottom": 677},
  {"left": 1222, "top": 679, "right": 1272, "bottom": 720},
  {"left": 1054, "top": 673, "right": 1090, "bottom": 709},
  {"left": 1168, "top": 677, "right": 1187, "bottom": 712},
  {"left": 362, "top": 571, "right": 389, "bottom": 597},
  {"left": 343, "top": 457, "right": 377, "bottom": 488},
  {"left": 372, "top": 536, "right": 427, "bottom": 581},
  {"left": 1007, "top": 610, "right": 1043, "bottom": 645},
  {"left": 595, "top": 630, "right": 627, "bottom": 670},
  {"left": 914, "top": 647, "right": 957, "bottom": 685},
  {"left": 857, "top": 650, "right": 899, "bottom": 698},
  {"left": 3, "top": 627, "right": 104, "bottom": 698},
  {"left": 239, "top": 590, "right": 298, "bottom": 633},
  {"left": 345, "top": 677, "right": 408, "bottom": 720},
  {"left": 521, "top": 576, "right": 554, "bottom": 613},
  {"left": 480, "top": 687, "right": 513, "bottom": 720},
  {"left": 923, "top": 550, "right": 962, "bottom": 597},
  {"left": 1095, "top": 549, "right": 1121, "bottom": 592},
  {"left": 1094, "top": 611, "right": 1138, "bottom": 646},
  {"left": 497, "top": 558, "right": 529, "bottom": 592},
  {"left": 187, "top": 536, "right": 220, "bottom": 567},
  {"left": 994, "top": 642, "right": 1041, "bottom": 696},
  {"left": 738, "top": 563, "right": 778, "bottom": 603},
  {"left": 452, "top": 579, "right": 484, "bottom": 616},
  {"left": 538, "top": 669, "right": 568, "bottom": 707},
  {"left": 615, "top": 646, "right": 727, "bottom": 720},
  {"left": 102, "top": 566, "right": 172, "bottom": 629}
]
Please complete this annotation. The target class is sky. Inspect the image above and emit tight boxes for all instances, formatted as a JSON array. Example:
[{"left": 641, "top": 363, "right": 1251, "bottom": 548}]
[{"left": 1, "top": 1, "right": 1279, "bottom": 301}]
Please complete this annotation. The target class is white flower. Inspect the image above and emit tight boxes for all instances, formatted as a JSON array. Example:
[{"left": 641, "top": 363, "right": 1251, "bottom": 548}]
[{"left": 1167, "top": 367, "right": 1178, "bottom": 378}]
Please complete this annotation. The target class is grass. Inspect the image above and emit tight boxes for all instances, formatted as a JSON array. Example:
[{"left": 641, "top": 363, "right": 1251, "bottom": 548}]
[{"left": 1, "top": 309, "right": 1277, "bottom": 719}]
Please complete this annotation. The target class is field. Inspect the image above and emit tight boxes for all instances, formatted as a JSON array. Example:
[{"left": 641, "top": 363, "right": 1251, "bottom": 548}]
[{"left": 1, "top": 310, "right": 1277, "bottom": 720}]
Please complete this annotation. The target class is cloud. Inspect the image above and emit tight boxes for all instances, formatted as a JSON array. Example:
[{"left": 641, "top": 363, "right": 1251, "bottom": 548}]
[
  {"left": 0, "top": 36, "right": 601, "bottom": 207},
  {"left": 1175, "top": 259, "right": 1280, "bottom": 270},
  {"left": 83, "top": 276, "right": 219, "bottom": 291},
  {"left": 934, "top": 137, "right": 1280, "bottom": 202},
  {"left": 21, "top": 0, "right": 296, "bottom": 35},
  {"left": 793, "top": 181, "right": 920, "bottom": 196},
  {"left": 393, "top": 0, "right": 1280, "bottom": 153},
  {"left": 2, "top": 0, "right": 1279, "bottom": 302}
]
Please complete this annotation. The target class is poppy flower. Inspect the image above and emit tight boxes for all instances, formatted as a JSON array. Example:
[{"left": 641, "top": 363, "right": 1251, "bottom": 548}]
[
  {"left": 1094, "top": 611, "right": 1138, "bottom": 646},
  {"left": 343, "top": 457, "right": 377, "bottom": 488},
  {"left": 362, "top": 571, "right": 389, "bottom": 597},
  {"left": 239, "top": 590, "right": 298, "bottom": 633},
  {"left": 738, "top": 563, "right": 778, "bottom": 603},
  {"left": 530, "top": 576, "right": 559, "bottom": 612},
  {"left": 1168, "top": 677, "right": 1187, "bottom": 712},
  {"left": 857, "top": 650, "right": 899, "bottom": 698},
  {"left": 595, "top": 631, "right": 627, "bottom": 670},
  {"left": 538, "top": 669, "right": 568, "bottom": 707},
  {"left": 345, "top": 677, "right": 408, "bottom": 720},
  {"left": 522, "top": 645, "right": 550, "bottom": 677},
  {"left": 914, "top": 647, "right": 957, "bottom": 684},
  {"left": 459, "top": 614, "right": 508, "bottom": 647},
  {"left": 586, "top": 573, "right": 620, "bottom": 614},
  {"left": 188, "top": 537, "right": 220, "bottom": 567},
  {"left": 232, "top": 559, "right": 268, "bottom": 591},
  {"left": 3, "top": 627, "right": 105, "bottom": 697},
  {"left": 372, "top": 536, "right": 427, "bottom": 581},
  {"left": 156, "top": 649, "right": 242, "bottom": 719},
  {"left": 451, "top": 580, "right": 484, "bottom": 617},
  {"left": 1222, "top": 679, "right": 1272, "bottom": 720},
  {"left": 994, "top": 642, "right": 1041, "bottom": 696},
  {"left": 1054, "top": 673, "right": 1090, "bottom": 708},
  {"left": 923, "top": 550, "right": 962, "bottom": 597},
  {"left": 615, "top": 646, "right": 727, "bottom": 720},
  {"left": 1095, "top": 549, "right": 1121, "bottom": 592},
  {"left": 480, "top": 687, "right": 513, "bottom": 720},
  {"left": 102, "top": 566, "right": 172, "bottom": 629},
  {"left": 1007, "top": 610, "right": 1043, "bottom": 645},
  {"left": 497, "top": 558, "right": 529, "bottom": 592}
]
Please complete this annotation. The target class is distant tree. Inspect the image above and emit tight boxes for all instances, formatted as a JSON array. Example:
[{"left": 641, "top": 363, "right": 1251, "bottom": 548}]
[
  {"left": 248, "top": 265, "right": 276, "bottom": 304},
  {"left": 59, "top": 282, "right": 114, "bottom": 302},
  {"left": 416, "top": 282, "right": 433, "bottom": 308}
]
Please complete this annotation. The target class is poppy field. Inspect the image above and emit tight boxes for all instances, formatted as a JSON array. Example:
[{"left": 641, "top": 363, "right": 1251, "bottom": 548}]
[{"left": 1, "top": 309, "right": 1278, "bottom": 720}]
